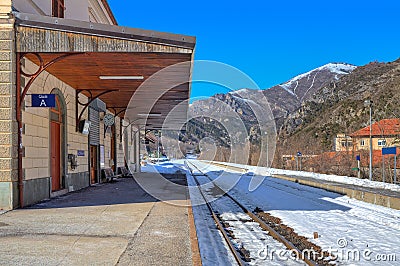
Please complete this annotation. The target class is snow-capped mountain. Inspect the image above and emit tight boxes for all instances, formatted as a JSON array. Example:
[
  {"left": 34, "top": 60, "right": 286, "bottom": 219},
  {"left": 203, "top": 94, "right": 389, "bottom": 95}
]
[
  {"left": 277, "top": 63, "right": 356, "bottom": 100},
  {"left": 183, "top": 63, "right": 357, "bottom": 158},
  {"left": 261, "top": 63, "right": 356, "bottom": 128}
]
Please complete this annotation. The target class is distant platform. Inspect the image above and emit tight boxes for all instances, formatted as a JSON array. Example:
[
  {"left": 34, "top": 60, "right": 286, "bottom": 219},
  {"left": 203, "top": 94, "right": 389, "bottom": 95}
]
[{"left": 272, "top": 173, "right": 400, "bottom": 210}]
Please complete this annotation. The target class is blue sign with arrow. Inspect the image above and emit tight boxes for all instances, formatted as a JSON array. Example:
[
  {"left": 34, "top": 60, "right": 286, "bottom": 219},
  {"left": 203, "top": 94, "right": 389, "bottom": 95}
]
[{"left": 31, "top": 94, "right": 56, "bottom": 108}]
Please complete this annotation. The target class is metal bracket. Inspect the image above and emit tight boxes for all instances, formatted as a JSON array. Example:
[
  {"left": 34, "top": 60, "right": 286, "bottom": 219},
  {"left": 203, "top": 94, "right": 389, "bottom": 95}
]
[
  {"left": 109, "top": 107, "right": 127, "bottom": 142},
  {"left": 75, "top": 89, "right": 118, "bottom": 131},
  {"left": 19, "top": 52, "right": 83, "bottom": 106},
  {"left": 109, "top": 107, "right": 127, "bottom": 117}
]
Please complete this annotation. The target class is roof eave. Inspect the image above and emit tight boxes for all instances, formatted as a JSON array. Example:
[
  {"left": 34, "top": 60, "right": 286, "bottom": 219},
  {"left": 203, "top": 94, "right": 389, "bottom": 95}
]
[
  {"left": 13, "top": 12, "right": 196, "bottom": 50},
  {"left": 101, "top": 0, "right": 118, "bottom": 25}
]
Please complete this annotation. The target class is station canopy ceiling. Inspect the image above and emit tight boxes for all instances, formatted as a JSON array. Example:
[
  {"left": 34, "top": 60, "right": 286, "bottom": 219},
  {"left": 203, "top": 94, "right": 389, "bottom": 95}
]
[{"left": 15, "top": 12, "right": 196, "bottom": 130}]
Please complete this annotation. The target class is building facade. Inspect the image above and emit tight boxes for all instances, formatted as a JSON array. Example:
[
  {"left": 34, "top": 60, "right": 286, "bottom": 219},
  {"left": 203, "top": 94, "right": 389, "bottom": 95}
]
[
  {"left": 350, "top": 118, "right": 400, "bottom": 151},
  {"left": 334, "top": 119, "right": 400, "bottom": 152},
  {"left": 0, "top": 0, "right": 195, "bottom": 210},
  {"left": 334, "top": 134, "right": 354, "bottom": 152}
]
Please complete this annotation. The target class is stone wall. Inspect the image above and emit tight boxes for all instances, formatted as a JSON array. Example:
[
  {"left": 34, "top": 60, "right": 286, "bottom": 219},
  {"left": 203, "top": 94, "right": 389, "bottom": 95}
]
[{"left": 0, "top": 1, "right": 17, "bottom": 210}]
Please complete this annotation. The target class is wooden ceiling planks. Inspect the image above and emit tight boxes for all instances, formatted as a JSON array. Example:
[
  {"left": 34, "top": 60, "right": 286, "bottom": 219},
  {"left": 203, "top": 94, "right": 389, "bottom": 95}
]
[{"left": 25, "top": 52, "right": 192, "bottom": 128}]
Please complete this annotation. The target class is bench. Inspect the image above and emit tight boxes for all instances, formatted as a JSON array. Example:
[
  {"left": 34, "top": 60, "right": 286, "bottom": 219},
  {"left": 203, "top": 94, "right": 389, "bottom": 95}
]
[
  {"left": 101, "top": 168, "right": 121, "bottom": 182},
  {"left": 117, "top": 166, "right": 133, "bottom": 178}
]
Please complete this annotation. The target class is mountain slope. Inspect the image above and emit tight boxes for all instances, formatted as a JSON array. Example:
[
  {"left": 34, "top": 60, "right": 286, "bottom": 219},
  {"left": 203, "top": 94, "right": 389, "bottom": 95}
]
[
  {"left": 183, "top": 63, "right": 356, "bottom": 163},
  {"left": 277, "top": 59, "right": 400, "bottom": 161},
  {"left": 263, "top": 63, "right": 356, "bottom": 129}
]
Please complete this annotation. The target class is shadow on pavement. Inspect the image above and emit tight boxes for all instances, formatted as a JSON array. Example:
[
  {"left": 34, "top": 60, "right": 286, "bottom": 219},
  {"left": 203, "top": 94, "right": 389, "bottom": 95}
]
[{"left": 28, "top": 174, "right": 188, "bottom": 209}]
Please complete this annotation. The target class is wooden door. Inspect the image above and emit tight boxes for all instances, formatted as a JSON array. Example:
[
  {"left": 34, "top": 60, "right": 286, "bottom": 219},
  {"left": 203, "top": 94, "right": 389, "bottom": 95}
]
[
  {"left": 90, "top": 145, "right": 98, "bottom": 184},
  {"left": 51, "top": 121, "right": 61, "bottom": 191}
]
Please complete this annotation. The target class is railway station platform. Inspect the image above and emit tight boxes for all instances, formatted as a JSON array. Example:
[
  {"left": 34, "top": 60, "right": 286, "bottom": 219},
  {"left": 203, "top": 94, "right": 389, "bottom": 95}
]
[
  {"left": 0, "top": 173, "right": 200, "bottom": 265},
  {"left": 272, "top": 173, "right": 400, "bottom": 210}
]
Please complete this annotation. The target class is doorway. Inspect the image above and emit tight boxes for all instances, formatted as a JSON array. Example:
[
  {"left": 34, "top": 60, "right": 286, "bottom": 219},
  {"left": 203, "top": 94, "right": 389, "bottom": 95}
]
[
  {"left": 90, "top": 145, "right": 98, "bottom": 184},
  {"left": 50, "top": 121, "right": 61, "bottom": 191},
  {"left": 50, "top": 93, "right": 65, "bottom": 192}
]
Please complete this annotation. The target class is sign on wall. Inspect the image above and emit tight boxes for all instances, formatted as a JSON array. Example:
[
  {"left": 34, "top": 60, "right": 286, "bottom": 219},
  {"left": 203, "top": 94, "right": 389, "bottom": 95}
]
[
  {"left": 31, "top": 94, "right": 56, "bottom": 107},
  {"left": 100, "top": 145, "right": 105, "bottom": 167}
]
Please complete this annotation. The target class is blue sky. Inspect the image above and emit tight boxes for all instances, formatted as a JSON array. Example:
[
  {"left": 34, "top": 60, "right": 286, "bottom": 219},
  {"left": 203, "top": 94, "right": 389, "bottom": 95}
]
[{"left": 108, "top": 0, "right": 400, "bottom": 99}]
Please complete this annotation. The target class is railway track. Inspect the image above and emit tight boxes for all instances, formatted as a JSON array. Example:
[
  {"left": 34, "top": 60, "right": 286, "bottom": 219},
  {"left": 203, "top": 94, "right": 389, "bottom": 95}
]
[
  {"left": 203, "top": 160, "right": 249, "bottom": 173},
  {"left": 203, "top": 161, "right": 400, "bottom": 224},
  {"left": 185, "top": 160, "right": 327, "bottom": 266}
]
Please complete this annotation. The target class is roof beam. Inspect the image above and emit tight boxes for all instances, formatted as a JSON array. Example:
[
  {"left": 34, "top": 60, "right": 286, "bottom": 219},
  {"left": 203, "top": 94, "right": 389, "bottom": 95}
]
[{"left": 14, "top": 12, "right": 195, "bottom": 53}]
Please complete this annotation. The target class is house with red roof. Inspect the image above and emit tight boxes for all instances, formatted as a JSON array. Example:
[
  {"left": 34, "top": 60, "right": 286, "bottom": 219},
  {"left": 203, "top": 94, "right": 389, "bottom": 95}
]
[{"left": 350, "top": 118, "right": 400, "bottom": 151}]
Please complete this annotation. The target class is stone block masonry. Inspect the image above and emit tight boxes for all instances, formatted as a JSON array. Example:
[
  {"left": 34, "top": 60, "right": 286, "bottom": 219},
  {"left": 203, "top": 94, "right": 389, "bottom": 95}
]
[{"left": 0, "top": 2, "right": 17, "bottom": 210}]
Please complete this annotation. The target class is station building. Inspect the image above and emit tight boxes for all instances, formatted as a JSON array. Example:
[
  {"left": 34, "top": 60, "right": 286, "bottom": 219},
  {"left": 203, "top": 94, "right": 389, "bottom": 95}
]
[{"left": 0, "top": 0, "right": 195, "bottom": 210}]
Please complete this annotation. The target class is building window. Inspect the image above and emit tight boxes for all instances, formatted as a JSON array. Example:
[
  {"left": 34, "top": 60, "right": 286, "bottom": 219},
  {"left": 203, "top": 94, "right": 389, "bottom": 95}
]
[
  {"left": 52, "top": 0, "right": 65, "bottom": 18},
  {"left": 341, "top": 140, "right": 352, "bottom": 147},
  {"left": 378, "top": 139, "right": 386, "bottom": 147},
  {"left": 360, "top": 140, "right": 365, "bottom": 146}
]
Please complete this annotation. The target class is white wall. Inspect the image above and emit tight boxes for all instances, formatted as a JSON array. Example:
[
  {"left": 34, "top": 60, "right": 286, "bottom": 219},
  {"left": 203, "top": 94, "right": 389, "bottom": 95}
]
[
  {"left": 12, "top": 0, "right": 115, "bottom": 25},
  {"left": 13, "top": 0, "right": 51, "bottom": 15},
  {"left": 65, "top": 0, "right": 89, "bottom": 21}
]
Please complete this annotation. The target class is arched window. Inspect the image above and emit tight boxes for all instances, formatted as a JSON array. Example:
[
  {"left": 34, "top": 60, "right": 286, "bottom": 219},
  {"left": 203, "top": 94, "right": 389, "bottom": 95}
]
[
  {"left": 52, "top": 0, "right": 65, "bottom": 18},
  {"left": 50, "top": 95, "right": 63, "bottom": 123}
]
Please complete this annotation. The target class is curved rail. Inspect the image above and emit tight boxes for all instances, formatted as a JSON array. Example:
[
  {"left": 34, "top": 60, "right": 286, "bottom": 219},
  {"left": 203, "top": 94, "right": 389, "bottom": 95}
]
[{"left": 186, "top": 160, "right": 319, "bottom": 266}]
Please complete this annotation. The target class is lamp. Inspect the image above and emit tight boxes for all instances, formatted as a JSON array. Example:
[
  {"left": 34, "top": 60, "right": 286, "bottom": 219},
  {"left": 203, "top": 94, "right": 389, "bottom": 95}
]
[
  {"left": 99, "top": 76, "right": 144, "bottom": 80},
  {"left": 137, "top": 113, "right": 162, "bottom": 117}
]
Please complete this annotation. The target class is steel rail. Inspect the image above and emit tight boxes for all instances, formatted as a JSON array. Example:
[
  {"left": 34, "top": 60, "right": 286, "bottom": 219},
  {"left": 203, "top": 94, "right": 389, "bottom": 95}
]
[
  {"left": 186, "top": 160, "right": 318, "bottom": 266},
  {"left": 185, "top": 161, "right": 246, "bottom": 266},
  {"left": 204, "top": 161, "right": 249, "bottom": 173}
]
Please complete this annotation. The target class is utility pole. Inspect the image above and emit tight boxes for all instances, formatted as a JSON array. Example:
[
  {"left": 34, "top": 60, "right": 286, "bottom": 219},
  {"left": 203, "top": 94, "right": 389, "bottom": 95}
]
[
  {"left": 157, "top": 130, "right": 160, "bottom": 163},
  {"left": 364, "top": 100, "right": 373, "bottom": 181},
  {"left": 266, "top": 133, "right": 269, "bottom": 168},
  {"left": 382, "top": 155, "right": 385, "bottom": 183},
  {"left": 394, "top": 154, "right": 397, "bottom": 184}
]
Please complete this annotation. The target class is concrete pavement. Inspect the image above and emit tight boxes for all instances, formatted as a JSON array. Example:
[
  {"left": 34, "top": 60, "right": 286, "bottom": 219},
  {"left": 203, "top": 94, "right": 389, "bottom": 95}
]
[{"left": 0, "top": 173, "right": 197, "bottom": 265}]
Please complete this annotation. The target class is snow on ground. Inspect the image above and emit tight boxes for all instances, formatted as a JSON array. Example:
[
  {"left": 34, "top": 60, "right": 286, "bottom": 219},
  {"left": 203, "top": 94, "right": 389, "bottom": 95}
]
[
  {"left": 186, "top": 172, "right": 238, "bottom": 266},
  {"left": 200, "top": 175, "right": 305, "bottom": 265},
  {"left": 188, "top": 171, "right": 305, "bottom": 265},
  {"left": 190, "top": 160, "right": 400, "bottom": 265},
  {"left": 267, "top": 168, "right": 400, "bottom": 192},
  {"left": 324, "top": 63, "right": 357, "bottom": 75},
  {"left": 141, "top": 161, "right": 186, "bottom": 174},
  {"left": 214, "top": 161, "right": 400, "bottom": 193}
]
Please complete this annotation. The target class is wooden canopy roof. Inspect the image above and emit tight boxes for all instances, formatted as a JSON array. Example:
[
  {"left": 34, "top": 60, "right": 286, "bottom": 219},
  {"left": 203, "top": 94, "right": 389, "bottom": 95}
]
[{"left": 15, "top": 12, "right": 195, "bottom": 130}]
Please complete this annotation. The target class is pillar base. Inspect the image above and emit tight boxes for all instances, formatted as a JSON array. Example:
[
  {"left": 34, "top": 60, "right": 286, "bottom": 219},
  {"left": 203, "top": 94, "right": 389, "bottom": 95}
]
[{"left": 0, "top": 181, "right": 18, "bottom": 210}]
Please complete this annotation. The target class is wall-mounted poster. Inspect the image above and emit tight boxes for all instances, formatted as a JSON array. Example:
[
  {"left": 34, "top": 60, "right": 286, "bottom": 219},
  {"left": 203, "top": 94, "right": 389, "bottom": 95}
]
[{"left": 100, "top": 145, "right": 105, "bottom": 167}]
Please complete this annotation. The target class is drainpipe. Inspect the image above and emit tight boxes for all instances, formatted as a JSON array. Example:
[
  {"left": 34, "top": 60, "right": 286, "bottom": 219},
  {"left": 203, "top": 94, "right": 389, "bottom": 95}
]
[{"left": 16, "top": 53, "right": 24, "bottom": 208}]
